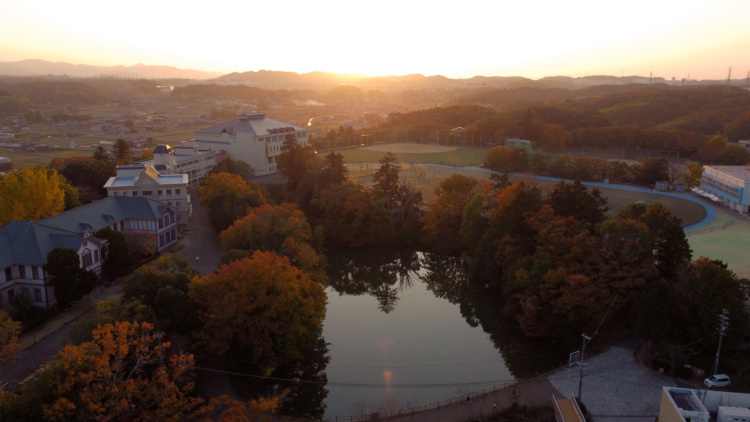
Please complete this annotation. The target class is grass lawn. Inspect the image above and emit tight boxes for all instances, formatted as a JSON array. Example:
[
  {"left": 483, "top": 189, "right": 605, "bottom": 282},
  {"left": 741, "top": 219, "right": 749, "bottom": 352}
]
[{"left": 335, "top": 146, "right": 488, "bottom": 167}]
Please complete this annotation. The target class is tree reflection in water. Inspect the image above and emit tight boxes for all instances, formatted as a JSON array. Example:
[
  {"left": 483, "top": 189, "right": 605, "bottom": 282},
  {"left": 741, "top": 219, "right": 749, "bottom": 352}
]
[
  {"left": 418, "top": 251, "right": 570, "bottom": 379},
  {"left": 327, "top": 248, "right": 421, "bottom": 313}
]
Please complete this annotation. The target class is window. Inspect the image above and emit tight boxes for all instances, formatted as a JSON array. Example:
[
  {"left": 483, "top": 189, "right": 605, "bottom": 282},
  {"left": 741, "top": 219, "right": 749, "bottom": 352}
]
[
  {"left": 82, "top": 252, "right": 93, "bottom": 267},
  {"left": 142, "top": 190, "right": 153, "bottom": 196},
  {"left": 34, "top": 288, "right": 42, "bottom": 302},
  {"left": 158, "top": 189, "right": 163, "bottom": 195},
  {"left": 7, "top": 289, "right": 14, "bottom": 300},
  {"left": 19, "top": 266, "right": 26, "bottom": 279},
  {"left": 32, "top": 266, "right": 39, "bottom": 279},
  {"left": 132, "top": 191, "right": 138, "bottom": 196},
  {"left": 4, "top": 268, "right": 11, "bottom": 281},
  {"left": 166, "top": 189, "right": 172, "bottom": 195},
  {"left": 176, "top": 189, "right": 181, "bottom": 195},
  {"left": 94, "top": 250, "right": 100, "bottom": 263}
]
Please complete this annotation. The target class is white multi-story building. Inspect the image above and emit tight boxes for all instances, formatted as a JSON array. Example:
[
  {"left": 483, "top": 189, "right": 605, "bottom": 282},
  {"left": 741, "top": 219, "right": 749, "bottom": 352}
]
[
  {"left": 191, "top": 112, "right": 308, "bottom": 176},
  {"left": 152, "top": 143, "right": 221, "bottom": 187},
  {"left": 103, "top": 164, "right": 191, "bottom": 224},
  {"left": 700, "top": 165, "right": 750, "bottom": 214}
]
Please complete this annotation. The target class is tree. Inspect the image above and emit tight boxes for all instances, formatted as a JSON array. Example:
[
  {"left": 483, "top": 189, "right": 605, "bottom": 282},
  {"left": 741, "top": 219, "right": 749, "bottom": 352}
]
[
  {"left": 199, "top": 173, "right": 267, "bottom": 231},
  {"left": 219, "top": 203, "right": 327, "bottom": 284},
  {"left": 619, "top": 201, "right": 691, "bottom": 279},
  {"left": 698, "top": 135, "right": 726, "bottom": 163},
  {"left": 16, "top": 321, "right": 203, "bottom": 421},
  {"left": 0, "top": 166, "right": 66, "bottom": 225},
  {"left": 122, "top": 255, "right": 199, "bottom": 334},
  {"left": 190, "top": 251, "right": 326, "bottom": 370},
  {"left": 0, "top": 311, "right": 21, "bottom": 373},
  {"left": 209, "top": 156, "right": 256, "bottom": 180},
  {"left": 309, "top": 181, "right": 393, "bottom": 247},
  {"left": 44, "top": 248, "right": 96, "bottom": 310},
  {"left": 112, "top": 138, "right": 133, "bottom": 163},
  {"left": 549, "top": 180, "right": 609, "bottom": 231},
  {"left": 91, "top": 145, "right": 111, "bottom": 163},
  {"left": 638, "top": 157, "right": 669, "bottom": 186},
  {"left": 95, "top": 228, "right": 133, "bottom": 280},
  {"left": 320, "top": 151, "right": 348, "bottom": 186},
  {"left": 373, "top": 152, "right": 400, "bottom": 205},
  {"left": 276, "top": 144, "right": 320, "bottom": 193},
  {"left": 422, "top": 174, "right": 483, "bottom": 254}
]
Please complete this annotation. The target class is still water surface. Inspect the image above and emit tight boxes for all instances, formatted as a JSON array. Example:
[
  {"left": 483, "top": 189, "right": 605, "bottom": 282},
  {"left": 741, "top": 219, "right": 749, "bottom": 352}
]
[{"left": 319, "top": 249, "right": 567, "bottom": 418}]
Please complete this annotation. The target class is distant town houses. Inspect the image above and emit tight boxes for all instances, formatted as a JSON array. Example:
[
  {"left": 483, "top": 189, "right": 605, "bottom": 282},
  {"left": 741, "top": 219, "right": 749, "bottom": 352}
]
[{"left": 0, "top": 197, "right": 179, "bottom": 310}]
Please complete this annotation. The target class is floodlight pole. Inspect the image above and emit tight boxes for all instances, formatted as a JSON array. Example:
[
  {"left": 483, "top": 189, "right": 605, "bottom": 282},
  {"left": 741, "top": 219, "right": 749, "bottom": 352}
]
[{"left": 578, "top": 334, "right": 592, "bottom": 401}]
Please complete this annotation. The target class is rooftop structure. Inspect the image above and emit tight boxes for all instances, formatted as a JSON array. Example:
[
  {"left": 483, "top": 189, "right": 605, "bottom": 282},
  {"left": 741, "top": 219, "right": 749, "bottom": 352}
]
[
  {"left": 103, "top": 164, "right": 190, "bottom": 224},
  {"left": 659, "top": 386, "right": 750, "bottom": 422},
  {"left": 151, "top": 143, "right": 220, "bottom": 186}
]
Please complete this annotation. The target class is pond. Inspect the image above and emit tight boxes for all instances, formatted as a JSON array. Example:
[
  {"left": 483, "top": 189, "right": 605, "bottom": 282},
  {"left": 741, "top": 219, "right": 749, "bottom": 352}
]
[{"left": 314, "top": 248, "right": 570, "bottom": 419}]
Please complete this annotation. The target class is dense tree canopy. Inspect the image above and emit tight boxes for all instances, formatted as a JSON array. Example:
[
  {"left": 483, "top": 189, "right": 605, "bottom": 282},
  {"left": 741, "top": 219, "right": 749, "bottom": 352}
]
[
  {"left": 190, "top": 251, "right": 326, "bottom": 371},
  {"left": 199, "top": 172, "right": 267, "bottom": 231}
]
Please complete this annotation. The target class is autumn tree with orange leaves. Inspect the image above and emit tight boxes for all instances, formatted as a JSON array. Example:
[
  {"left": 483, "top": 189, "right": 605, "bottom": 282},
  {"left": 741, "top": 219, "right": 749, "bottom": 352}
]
[
  {"left": 3, "top": 321, "right": 281, "bottom": 421},
  {"left": 190, "top": 251, "right": 326, "bottom": 371}
]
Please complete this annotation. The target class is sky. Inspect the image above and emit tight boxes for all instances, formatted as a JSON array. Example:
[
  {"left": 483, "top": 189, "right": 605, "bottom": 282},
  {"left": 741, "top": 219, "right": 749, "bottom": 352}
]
[{"left": 2, "top": 0, "right": 750, "bottom": 81}]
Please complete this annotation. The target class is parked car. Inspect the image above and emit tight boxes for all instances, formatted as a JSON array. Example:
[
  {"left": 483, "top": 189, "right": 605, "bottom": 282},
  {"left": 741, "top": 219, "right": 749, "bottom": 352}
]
[{"left": 704, "top": 374, "right": 731, "bottom": 388}]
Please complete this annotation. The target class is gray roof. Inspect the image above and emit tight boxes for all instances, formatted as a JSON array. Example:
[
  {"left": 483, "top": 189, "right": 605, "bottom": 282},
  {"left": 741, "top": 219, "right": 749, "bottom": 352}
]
[
  {"left": 195, "top": 112, "right": 304, "bottom": 137},
  {"left": 0, "top": 220, "right": 82, "bottom": 267},
  {"left": 41, "top": 197, "right": 170, "bottom": 233},
  {"left": 1, "top": 197, "right": 172, "bottom": 268}
]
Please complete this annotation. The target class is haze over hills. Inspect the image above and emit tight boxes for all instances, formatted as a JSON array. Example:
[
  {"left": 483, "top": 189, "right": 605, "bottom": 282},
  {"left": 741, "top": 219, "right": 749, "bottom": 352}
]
[
  {"left": 0, "top": 59, "right": 224, "bottom": 80},
  {"left": 0, "top": 59, "right": 737, "bottom": 92}
]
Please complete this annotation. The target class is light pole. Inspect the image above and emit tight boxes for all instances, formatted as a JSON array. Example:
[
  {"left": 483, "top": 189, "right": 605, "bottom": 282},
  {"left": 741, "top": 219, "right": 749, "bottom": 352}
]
[
  {"left": 712, "top": 309, "right": 730, "bottom": 376},
  {"left": 578, "top": 334, "right": 592, "bottom": 401},
  {"left": 195, "top": 256, "right": 200, "bottom": 274}
]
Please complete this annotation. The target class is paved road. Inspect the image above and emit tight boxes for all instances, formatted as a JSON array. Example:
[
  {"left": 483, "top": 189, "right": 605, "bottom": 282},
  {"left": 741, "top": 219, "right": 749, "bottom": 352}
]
[{"left": 177, "top": 188, "right": 222, "bottom": 275}]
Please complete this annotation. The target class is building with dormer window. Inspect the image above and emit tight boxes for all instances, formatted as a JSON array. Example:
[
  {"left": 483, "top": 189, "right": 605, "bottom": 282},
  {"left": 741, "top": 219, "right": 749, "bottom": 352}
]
[{"left": 0, "top": 197, "right": 178, "bottom": 310}]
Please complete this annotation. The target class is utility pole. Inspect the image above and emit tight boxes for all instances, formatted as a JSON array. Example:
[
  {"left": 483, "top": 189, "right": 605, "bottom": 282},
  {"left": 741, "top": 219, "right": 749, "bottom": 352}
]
[
  {"left": 577, "top": 334, "right": 592, "bottom": 401},
  {"left": 712, "top": 309, "right": 730, "bottom": 375}
]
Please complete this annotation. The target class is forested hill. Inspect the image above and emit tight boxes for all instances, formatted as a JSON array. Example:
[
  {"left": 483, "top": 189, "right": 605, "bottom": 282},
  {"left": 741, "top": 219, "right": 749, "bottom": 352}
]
[{"left": 383, "top": 86, "right": 750, "bottom": 146}]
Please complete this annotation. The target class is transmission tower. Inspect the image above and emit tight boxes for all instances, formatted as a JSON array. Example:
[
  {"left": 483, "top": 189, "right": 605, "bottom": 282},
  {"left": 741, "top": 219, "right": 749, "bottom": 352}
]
[{"left": 725, "top": 67, "right": 732, "bottom": 93}]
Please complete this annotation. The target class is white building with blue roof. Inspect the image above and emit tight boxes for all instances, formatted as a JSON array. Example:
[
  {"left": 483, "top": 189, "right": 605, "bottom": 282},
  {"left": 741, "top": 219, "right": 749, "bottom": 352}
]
[
  {"left": 191, "top": 112, "right": 308, "bottom": 176},
  {"left": 0, "top": 197, "right": 178, "bottom": 310}
]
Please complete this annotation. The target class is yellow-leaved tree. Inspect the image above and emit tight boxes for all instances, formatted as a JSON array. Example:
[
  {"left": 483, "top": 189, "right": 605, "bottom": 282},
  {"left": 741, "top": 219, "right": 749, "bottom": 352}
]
[{"left": 0, "top": 166, "right": 66, "bottom": 225}]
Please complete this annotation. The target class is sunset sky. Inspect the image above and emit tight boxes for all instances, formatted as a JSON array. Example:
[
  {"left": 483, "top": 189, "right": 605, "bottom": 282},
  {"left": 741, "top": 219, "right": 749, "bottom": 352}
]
[{"left": 2, "top": 0, "right": 749, "bottom": 80}]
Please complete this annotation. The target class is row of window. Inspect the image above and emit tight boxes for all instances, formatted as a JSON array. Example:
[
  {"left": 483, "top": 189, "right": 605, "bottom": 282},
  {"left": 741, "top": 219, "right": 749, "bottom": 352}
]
[
  {"left": 82, "top": 249, "right": 101, "bottom": 268},
  {"left": 113, "top": 188, "right": 183, "bottom": 197},
  {"left": 702, "top": 175, "right": 741, "bottom": 199},
  {"left": 4, "top": 265, "right": 42, "bottom": 282},
  {"left": 0, "top": 287, "right": 44, "bottom": 308},
  {"left": 159, "top": 228, "right": 177, "bottom": 247}
]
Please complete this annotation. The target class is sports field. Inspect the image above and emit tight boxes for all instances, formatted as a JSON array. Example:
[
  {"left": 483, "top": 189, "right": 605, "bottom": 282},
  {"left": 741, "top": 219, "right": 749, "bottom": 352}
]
[{"left": 342, "top": 143, "right": 750, "bottom": 279}]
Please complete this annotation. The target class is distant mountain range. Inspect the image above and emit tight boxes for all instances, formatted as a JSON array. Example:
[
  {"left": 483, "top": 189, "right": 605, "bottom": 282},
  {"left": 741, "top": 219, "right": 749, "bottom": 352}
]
[
  {"left": 0, "top": 60, "right": 224, "bottom": 80},
  {"left": 0, "top": 59, "right": 730, "bottom": 90}
]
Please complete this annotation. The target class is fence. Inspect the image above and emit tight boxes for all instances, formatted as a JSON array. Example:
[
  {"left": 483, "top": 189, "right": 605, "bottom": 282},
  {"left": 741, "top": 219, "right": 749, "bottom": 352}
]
[{"left": 314, "top": 382, "right": 518, "bottom": 422}]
